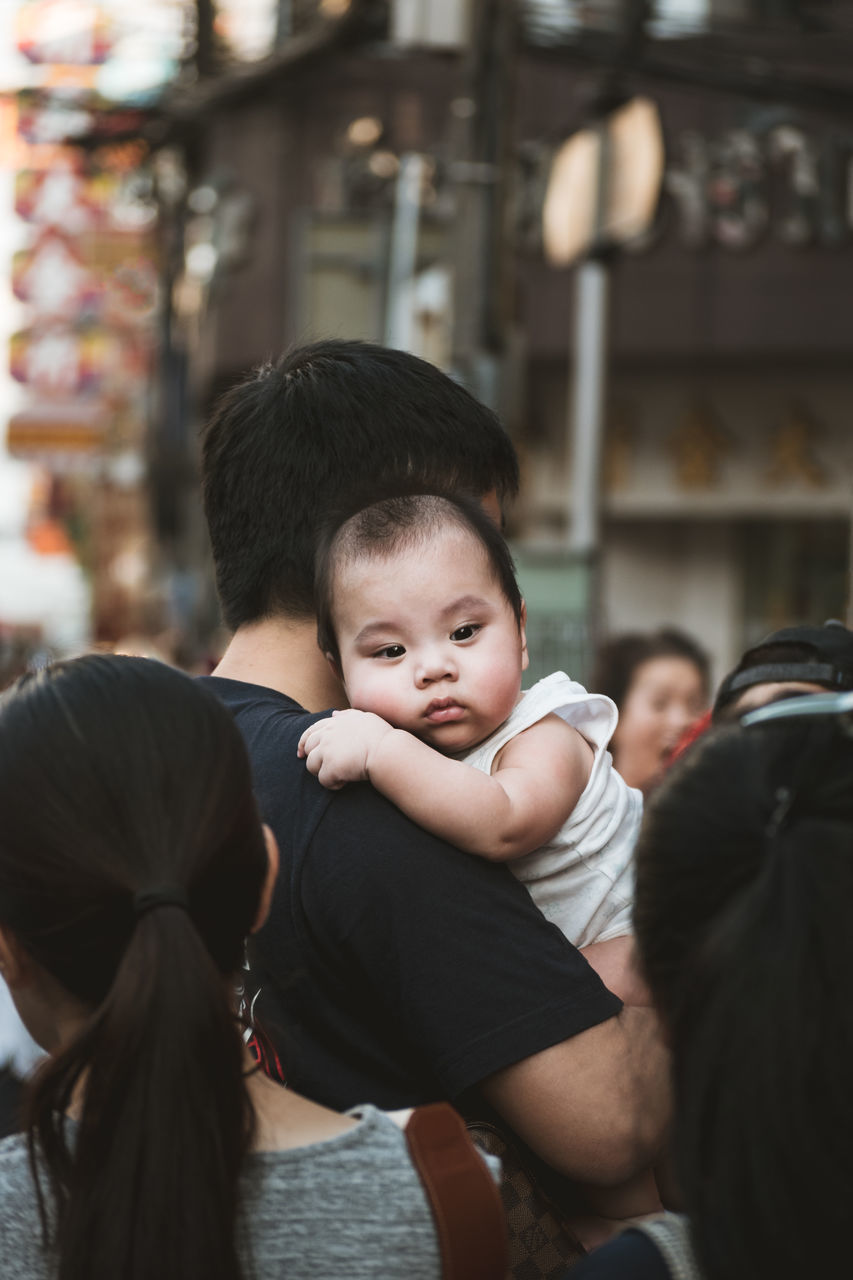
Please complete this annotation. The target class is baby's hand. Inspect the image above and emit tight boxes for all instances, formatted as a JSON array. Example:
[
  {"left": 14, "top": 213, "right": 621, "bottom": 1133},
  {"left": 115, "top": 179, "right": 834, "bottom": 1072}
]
[{"left": 297, "top": 709, "right": 395, "bottom": 789}]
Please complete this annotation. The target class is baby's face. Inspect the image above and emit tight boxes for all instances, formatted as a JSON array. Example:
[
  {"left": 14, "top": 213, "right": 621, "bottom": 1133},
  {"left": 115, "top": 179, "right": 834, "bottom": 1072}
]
[{"left": 331, "top": 525, "right": 528, "bottom": 754}]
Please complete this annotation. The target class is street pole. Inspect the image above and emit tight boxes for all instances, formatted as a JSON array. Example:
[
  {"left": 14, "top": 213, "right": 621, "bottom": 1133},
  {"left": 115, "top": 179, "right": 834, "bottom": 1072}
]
[
  {"left": 384, "top": 153, "right": 425, "bottom": 352},
  {"left": 449, "top": 0, "right": 516, "bottom": 405},
  {"left": 567, "top": 111, "right": 613, "bottom": 664},
  {"left": 565, "top": 1, "right": 651, "bottom": 655},
  {"left": 847, "top": 500, "right": 853, "bottom": 627},
  {"left": 568, "top": 255, "right": 609, "bottom": 556}
]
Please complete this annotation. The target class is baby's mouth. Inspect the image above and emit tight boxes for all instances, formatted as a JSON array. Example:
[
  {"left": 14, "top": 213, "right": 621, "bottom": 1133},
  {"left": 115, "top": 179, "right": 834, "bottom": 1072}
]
[{"left": 424, "top": 698, "right": 465, "bottom": 724}]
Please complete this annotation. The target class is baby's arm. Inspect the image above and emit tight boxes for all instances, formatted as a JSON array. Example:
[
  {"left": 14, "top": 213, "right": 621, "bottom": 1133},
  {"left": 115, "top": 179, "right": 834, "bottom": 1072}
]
[{"left": 297, "top": 709, "right": 592, "bottom": 861}]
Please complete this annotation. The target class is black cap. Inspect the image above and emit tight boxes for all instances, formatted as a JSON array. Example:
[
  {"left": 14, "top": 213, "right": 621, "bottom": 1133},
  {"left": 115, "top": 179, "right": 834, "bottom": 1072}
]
[{"left": 713, "top": 620, "right": 853, "bottom": 718}]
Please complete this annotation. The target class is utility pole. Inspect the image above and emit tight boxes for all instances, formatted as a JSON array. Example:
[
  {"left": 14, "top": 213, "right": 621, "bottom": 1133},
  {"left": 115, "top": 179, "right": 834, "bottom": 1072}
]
[
  {"left": 384, "top": 153, "right": 427, "bottom": 352},
  {"left": 195, "top": 0, "right": 217, "bottom": 78},
  {"left": 565, "top": 0, "right": 651, "bottom": 639},
  {"left": 449, "top": 0, "right": 518, "bottom": 408}
]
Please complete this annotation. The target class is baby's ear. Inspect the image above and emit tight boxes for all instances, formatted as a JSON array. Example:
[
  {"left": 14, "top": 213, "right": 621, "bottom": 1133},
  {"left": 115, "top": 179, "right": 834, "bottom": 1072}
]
[
  {"left": 519, "top": 600, "right": 529, "bottom": 672},
  {"left": 325, "top": 653, "right": 343, "bottom": 682}
]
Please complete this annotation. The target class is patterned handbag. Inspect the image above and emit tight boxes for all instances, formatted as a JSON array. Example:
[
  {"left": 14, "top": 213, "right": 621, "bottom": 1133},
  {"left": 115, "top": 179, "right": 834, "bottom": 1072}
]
[{"left": 466, "top": 1119, "right": 587, "bottom": 1279}]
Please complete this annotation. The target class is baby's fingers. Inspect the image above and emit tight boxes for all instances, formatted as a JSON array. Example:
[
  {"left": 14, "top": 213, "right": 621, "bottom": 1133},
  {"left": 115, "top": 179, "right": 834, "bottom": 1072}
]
[
  {"left": 317, "top": 762, "right": 347, "bottom": 790},
  {"left": 301, "top": 740, "right": 347, "bottom": 791},
  {"left": 298, "top": 723, "right": 328, "bottom": 758}
]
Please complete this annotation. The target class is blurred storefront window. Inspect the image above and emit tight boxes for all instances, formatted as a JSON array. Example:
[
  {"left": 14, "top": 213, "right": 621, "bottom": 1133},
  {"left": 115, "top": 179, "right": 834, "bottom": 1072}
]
[{"left": 741, "top": 519, "right": 849, "bottom": 647}]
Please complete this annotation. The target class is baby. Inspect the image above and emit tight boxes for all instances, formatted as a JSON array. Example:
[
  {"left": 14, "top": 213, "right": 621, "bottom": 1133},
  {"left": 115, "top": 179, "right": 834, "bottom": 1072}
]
[{"left": 298, "top": 492, "right": 645, "bottom": 1003}]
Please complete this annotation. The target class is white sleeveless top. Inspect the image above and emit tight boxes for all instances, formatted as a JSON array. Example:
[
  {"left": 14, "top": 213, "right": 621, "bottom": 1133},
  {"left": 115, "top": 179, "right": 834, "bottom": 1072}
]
[{"left": 460, "top": 672, "right": 642, "bottom": 947}]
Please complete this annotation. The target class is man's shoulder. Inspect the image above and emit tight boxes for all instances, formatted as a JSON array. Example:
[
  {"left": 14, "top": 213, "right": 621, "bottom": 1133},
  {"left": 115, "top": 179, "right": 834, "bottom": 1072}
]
[
  {"left": 198, "top": 675, "right": 394, "bottom": 844},
  {"left": 198, "top": 675, "right": 327, "bottom": 751},
  {"left": 197, "top": 674, "right": 311, "bottom": 719},
  {"left": 198, "top": 675, "right": 578, "bottom": 903}
]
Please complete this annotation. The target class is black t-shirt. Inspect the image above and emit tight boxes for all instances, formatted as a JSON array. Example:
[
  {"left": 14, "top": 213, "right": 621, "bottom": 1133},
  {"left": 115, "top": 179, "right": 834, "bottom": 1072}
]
[{"left": 201, "top": 677, "right": 621, "bottom": 1111}]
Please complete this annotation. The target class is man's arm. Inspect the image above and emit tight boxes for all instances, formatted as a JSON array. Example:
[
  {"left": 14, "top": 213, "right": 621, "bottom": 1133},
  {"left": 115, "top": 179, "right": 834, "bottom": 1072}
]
[
  {"left": 481, "top": 1006, "right": 670, "bottom": 1186},
  {"left": 298, "top": 708, "right": 592, "bottom": 859},
  {"left": 580, "top": 938, "right": 652, "bottom": 1006}
]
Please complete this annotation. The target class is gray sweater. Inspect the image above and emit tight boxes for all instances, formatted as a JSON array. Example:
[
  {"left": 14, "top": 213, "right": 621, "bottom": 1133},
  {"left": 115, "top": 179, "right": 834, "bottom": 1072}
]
[{"left": 0, "top": 1105, "right": 445, "bottom": 1278}]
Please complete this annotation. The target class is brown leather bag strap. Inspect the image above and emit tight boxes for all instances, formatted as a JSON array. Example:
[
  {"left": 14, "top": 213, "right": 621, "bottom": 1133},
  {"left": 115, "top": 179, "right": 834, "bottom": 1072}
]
[{"left": 405, "top": 1102, "right": 508, "bottom": 1280}]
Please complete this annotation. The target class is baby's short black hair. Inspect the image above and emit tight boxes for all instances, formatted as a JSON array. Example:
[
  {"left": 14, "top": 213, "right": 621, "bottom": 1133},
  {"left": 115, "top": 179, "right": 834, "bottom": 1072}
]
[{"left": 316, "top": 492, "right": 524, "bottom": 666}]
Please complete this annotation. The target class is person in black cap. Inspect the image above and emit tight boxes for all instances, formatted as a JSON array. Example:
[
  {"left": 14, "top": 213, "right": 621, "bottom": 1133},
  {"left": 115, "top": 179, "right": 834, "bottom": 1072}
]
[{"left": 713, "top": 620, "right": 853, "bottom": 721}]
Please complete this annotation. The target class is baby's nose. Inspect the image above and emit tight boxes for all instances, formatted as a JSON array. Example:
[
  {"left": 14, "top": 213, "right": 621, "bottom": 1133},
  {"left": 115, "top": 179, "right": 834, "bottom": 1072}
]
[{"left": 415, "top": 648, "right": 458, "bottom": 687}]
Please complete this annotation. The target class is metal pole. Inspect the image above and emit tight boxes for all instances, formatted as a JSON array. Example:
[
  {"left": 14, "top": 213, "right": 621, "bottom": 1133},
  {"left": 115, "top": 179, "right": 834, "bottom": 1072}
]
[
  {"left": 846, "top": 503, "right": 853, "bottom": 627},
  {"left": 568, "top": 256, "right": 609, "bottom": 554},
  {"left": 448, "top": 0, "right": 515, "bottom": 403},
  {"left": 384, "top": 152, "right": 425, "bottom": 352},
  {"left": 566, "top": 113, "right": 612, "bottom": 664}
]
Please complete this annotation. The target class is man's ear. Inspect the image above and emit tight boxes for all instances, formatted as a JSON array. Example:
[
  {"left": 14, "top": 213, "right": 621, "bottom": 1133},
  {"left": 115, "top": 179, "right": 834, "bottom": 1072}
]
[
  {"left": 519, "top": 600, "right": 529, "bottom": 673},
  {"left": 251, "top": 825, "right": 280, "bottom": 934},
  {"left": 0, "top": 927, "right": 34, "bottom": 991}
]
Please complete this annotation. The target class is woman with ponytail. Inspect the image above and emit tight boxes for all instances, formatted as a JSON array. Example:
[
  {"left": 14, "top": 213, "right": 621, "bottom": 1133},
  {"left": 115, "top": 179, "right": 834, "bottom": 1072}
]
[
  {"left": 0, "top": 654, "right": 450, "bottom": 1280},
  {"left": 571, "top": 696, "right": 853, "bottom": 1280}
]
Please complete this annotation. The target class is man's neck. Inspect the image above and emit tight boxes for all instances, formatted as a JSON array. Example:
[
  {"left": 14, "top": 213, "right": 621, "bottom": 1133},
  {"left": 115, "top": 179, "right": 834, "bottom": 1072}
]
[{"left": 212, "top": 616, "right": 346, "bottom": 713}]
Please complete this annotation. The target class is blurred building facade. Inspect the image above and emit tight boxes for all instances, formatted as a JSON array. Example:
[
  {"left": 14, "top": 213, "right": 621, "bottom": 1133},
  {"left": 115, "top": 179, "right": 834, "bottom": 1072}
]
[
  {"left": 0, "top": 0, "right": 190, "bottom": 662},
  {"left": 150, "top": 0, "right": 853, "bottom": 683}
]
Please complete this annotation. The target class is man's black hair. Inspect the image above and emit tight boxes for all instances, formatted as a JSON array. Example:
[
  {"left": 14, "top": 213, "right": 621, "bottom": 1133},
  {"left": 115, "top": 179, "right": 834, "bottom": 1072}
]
[
  {"left": 201, "top": 340, "right": 519, "bottom": 631},
  {"left": 316, "top": 492, "right": 524, "bottom": 667}
]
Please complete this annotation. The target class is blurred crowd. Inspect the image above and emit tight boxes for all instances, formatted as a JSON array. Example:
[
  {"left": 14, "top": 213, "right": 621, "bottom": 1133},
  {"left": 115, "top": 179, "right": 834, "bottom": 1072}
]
[{"left": 0, "top": 340, "right": 849, "bottom": 1280}]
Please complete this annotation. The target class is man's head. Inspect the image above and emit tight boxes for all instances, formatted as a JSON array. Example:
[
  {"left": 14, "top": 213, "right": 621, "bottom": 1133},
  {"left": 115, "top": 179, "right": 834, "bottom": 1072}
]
[
  {"left": 316, "top": 493, "right": 527, "bottom": 754},
  {"left": 713, "top": 621, "right": 853, "bottom": 721},
  {"left": 201, "top": 340, "right": 519, "bottom": 632}
]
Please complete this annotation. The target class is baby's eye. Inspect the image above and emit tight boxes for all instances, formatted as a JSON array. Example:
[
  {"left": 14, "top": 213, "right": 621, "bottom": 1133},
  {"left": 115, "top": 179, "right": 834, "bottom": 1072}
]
[
  {"left": 450, "top": 624, "right": 480, "bottom": 642},
  {"left": 373, "top": 644, "right": 406, "bottom": 659}
]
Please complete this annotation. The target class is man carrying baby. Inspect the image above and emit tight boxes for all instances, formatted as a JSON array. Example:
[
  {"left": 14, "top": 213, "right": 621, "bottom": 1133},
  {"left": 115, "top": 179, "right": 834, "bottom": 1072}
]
[
  {"left": 198, "top": 339, "right": 669, "bottom": 1228},
  {"left": 301, "top": 491, "right": 645, "bottom": 1005}
]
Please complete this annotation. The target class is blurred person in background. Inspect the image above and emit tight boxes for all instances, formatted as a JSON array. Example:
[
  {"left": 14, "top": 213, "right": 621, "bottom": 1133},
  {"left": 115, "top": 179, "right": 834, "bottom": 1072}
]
[
  {"left": 590, "top": 630, "right": 710, "bottom": 795},
  {"left": 571, "top": 696, "right": 853, "bottom": 1280},
  {"left": 0, "top": 633, "right": 43, "bottom": 1137},
  {"left": 665, "top": 620, "right": 853, "bottom": 772},
  {"left": 712, "top": 620, "right": 853, "bottom": 720}
]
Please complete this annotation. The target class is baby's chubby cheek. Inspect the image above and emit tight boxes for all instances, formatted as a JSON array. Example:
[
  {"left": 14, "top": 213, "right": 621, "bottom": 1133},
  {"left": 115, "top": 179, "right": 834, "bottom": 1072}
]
[{"left": 344, "top": 674, "right": 411, "bottom": 730}]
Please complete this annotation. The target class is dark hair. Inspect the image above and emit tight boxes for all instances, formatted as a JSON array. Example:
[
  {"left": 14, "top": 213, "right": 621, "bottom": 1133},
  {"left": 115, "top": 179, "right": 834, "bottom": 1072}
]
[
  {"left": 201, "top": 339, "right": 519, "bottom": 631},
  {"left": 315, "top": 491, "right": 524, "bottom": 666},
  {"left": 0, "top": 654, "right": 268, "bottom": 1280},
  {"left": 634, "top": 717, "right": 853, "bottom": 1280},
  {"left": 590, "top": 628, "right": 710, "bottom": 711}
]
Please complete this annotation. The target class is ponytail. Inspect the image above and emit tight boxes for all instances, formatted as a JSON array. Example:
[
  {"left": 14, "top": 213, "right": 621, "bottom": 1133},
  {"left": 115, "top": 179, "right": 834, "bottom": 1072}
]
[
  {"left": 29, "top": 906, "right": 253, "bottom": 1280},
  {"left": 0, "top": 655, "right": 269, "bottom": 1280}
]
